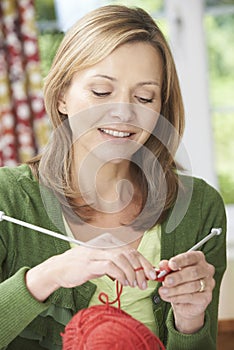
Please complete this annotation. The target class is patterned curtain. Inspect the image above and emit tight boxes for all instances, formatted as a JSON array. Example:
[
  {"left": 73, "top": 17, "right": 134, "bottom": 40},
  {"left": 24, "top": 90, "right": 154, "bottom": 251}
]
[{"left": 0, "top": 0, "right": 49, "bottom": 167}]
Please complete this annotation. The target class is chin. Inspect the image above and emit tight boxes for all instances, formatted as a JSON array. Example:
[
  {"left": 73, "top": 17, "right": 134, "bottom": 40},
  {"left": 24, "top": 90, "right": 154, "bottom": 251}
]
[{"left": 91, "top": 144, "right": 142, "bottom": 164}]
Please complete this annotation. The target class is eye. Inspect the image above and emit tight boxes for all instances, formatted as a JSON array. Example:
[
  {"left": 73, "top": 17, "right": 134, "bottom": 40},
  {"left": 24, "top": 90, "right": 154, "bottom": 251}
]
[
  {"left": 92, "top": 90, "right": 111, "bottom": 97},
  {"left": 136, "top": 96, "right": 154, "bottom": 104}
]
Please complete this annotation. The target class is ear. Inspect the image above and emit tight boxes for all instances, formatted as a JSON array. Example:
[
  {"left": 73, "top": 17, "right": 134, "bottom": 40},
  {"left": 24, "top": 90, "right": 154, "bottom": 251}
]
[{"left": 57, "top": 96, "right": 67, "bottom": 114}]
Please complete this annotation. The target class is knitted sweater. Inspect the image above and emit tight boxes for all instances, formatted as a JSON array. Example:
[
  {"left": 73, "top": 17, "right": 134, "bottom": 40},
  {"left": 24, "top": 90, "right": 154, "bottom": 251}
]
[{"left": 0, "top": 165, "right": 226, "bottom": 350}]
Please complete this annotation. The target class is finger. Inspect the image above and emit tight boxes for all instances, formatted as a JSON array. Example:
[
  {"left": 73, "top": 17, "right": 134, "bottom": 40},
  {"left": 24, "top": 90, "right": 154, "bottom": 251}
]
[
  {"left": 89, "top": 260, "right": 129, "bottom": 286},
  {"left": 100, "top": 247, "right": 145, "bottom": 288},
  {"left": 78, "top": 247, "right": 133, "bottom": 286},
  {"left": 169, "top": 251, "right": 205, "bottom": 270},
  {"left": 128, "top": 250, "right": 161, "bottom": 288},
  {"left": 122, "top": 248, "right": 148, "bottom": 289},
  {"left": 104, "top": 249, "right": 139, "bottom": 287},
  {"left": 90, "top": 246, "right": 154, "bottom": 289},
  {"left": 163, "top": 259, "right": 215, "bottom": 288},
  {"left": 138, "top": 255, "right": 157, "bottom": 281},
  {"left": 158, "top": 259, "right": 169, "bottom": 270},
  {"left": 159, "top": 289, "right": 213, "bottom": 307},
  {"left": 159, "top": 277, "right": 215, "bottom": 299},
  {"left": 121, "top": 248, "right": 157, "bottom": 289}
]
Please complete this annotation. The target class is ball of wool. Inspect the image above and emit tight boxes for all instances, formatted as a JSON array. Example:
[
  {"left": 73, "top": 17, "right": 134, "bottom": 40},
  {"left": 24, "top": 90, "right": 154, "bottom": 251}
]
[{"left": 62, "top": 304, "right": 165, "bottom": 350}]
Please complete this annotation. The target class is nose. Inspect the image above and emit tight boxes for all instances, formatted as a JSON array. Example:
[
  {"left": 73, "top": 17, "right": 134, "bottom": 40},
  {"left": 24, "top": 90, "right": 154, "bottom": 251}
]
[
  {"left": 105, "top": 87, "right": 140, "bottom": 123},
  {"left": 109, "top": 101, "right": 136, "bottom": 123}
]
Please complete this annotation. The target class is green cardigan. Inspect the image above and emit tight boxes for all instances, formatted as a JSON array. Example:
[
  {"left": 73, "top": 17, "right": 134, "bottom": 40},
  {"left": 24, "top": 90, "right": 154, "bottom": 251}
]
[{"left": 0, "top": 165, "right": 226, "bottom": 350}]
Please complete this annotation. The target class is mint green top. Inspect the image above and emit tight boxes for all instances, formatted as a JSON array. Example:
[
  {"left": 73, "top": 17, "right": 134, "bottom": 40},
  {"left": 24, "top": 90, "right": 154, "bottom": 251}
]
[
  {"left": 64, "top": 216, "right": 161, "bottom": 334},
  {"left": 66, "top": 220, "right": 161, "bottom": 335},
  {"left": 89, "top": 226, "right": 161, "bottom": 335},
  {"left": 0, "top": 164, "right": 226, "bottom": 350}
]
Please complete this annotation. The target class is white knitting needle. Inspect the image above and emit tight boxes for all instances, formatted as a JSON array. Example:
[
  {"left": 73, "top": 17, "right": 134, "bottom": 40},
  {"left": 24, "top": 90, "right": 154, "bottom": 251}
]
[
  {"left": 0, "top": 211, "right": 85, "bottom": 246},
  {"left": 0, "top": 211, "right": 223, "bottom": 262},
  {"left": 156, "top": 227, "right": 222, "bottom": 279}
]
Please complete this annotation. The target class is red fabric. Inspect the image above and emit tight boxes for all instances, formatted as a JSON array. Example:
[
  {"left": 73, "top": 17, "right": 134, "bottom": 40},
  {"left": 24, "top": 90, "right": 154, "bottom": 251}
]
[
  {"left": 0, "top": 0, "right": 48, "bottom": 166},
  {"left": 0, "top": 3, "right": 18, "bottom": 166}
]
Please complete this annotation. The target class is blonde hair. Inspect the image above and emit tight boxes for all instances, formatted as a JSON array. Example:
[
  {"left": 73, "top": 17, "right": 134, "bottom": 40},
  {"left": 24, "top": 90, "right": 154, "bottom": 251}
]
[{"left": 29, "top": 5, "right": 185, "bottom": 230}]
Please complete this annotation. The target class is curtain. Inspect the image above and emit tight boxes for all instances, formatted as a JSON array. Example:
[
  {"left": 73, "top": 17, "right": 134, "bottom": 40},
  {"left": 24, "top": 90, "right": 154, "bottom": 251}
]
[{"left": 0, "top": 0, "right": 49, "bottom": 167}]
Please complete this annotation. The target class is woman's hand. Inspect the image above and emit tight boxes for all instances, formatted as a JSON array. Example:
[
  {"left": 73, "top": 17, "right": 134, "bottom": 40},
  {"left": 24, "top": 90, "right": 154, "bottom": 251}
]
[
  {"left": 158, "top": 251, "right": 215, "bottom": 334},
  {"left": 26, "top": 234, "right": 157, "bottom": 302}
]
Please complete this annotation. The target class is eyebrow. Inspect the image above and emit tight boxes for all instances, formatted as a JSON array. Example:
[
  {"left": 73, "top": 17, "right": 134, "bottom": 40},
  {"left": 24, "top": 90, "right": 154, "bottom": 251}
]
[
  {"left": 92, "top": 74, "right": 160, "bottom": 87},
  {"left": 137, "top": 81, "right": 160, "bottom": 87},
  {"left": 92, "top": 74, "right": 117, "bottom": 81}
]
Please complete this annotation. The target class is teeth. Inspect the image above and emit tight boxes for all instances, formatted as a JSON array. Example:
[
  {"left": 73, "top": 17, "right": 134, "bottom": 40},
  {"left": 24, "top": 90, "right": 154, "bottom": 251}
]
[{"left": 100, "top": 128, "right": 131, "bottom": 138}]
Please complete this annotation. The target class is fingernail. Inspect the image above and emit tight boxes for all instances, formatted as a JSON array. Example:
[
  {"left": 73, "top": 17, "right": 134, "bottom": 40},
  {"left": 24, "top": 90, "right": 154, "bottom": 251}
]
[
  {"left": 149, "top": 270, "right": 156, "bottom": 280},
  {"left": 133, "top": 280, "right": 137, "bottom": 287},
  {"left": 160, "top": 288, "right": 168, "bottom": 295},
  {"left": 167, "top": 277, "right": 174, "bottom": 285},
  {"left": 142, "top": 281, "right": 147, "bottom": 290},
  {"left": 124, "top": 280, "right": 129, "bottom": 286},
  {"left": 170, "top": 260, "right": 178, "bottom": 270}
]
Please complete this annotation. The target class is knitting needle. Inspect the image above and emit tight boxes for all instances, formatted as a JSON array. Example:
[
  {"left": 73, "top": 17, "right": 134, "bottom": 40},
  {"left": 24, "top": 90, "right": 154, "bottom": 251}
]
[
  {"left": 0, "top": 211, "right": 86, "bottom": 247},
  {"left": 156, "top": 227, "right": 222, "bottom": 280},
  {"left": 0, "top": 210, "right": 223, "bottom": 273}
]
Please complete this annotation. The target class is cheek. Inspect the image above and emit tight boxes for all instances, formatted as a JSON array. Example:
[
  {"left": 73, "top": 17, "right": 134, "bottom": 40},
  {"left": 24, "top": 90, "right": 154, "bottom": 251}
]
[
  {"left": 139, "top": 112, "right": 160, "bottom": 140},
  {"left": 135, "top": 104, "right": 160, "bottom": 131},
  {"left": 73, "top": 132, "right": 94, "bottom": 148},
  {"left": 69, "top": 118, "right": 95, "bottom": 143},
  {"left": 66, "top": 100, "right": 86, "bottom": 117},
  {"left": 65, "top": 87, "right": 93, "bottom": 116}
]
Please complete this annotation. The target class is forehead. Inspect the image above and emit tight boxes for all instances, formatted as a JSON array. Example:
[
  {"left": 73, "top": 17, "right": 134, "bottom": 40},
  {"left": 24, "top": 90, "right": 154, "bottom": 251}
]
[
  {"left": 71, "top": 42, "right": 163, "bottom": 83},
  {"left": 104, "top": 42, "right": 162, "bottom": 68}
]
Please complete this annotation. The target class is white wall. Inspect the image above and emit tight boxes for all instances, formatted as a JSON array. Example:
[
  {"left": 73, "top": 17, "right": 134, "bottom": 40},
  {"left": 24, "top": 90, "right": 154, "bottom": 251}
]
[
  {"left": 165, "top": 0, "right": 233, "bottom": 320},
  {"left": 165, "top": 0, "right": 217, "bottom": 188},
  {"left": 219, "top": 205, "right": 234, "bottom": 319}
]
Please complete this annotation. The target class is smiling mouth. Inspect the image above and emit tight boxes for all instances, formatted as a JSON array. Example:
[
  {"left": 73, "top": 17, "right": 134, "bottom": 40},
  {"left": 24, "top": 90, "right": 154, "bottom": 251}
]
[{"left": 99, "top": 128, "right": 134, "bottom": 138}]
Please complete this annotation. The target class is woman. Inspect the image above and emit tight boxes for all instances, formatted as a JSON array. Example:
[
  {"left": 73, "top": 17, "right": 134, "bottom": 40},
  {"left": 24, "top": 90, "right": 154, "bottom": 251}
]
[{"left": 0, "top": 5, "right": 226, "bottom": 350}]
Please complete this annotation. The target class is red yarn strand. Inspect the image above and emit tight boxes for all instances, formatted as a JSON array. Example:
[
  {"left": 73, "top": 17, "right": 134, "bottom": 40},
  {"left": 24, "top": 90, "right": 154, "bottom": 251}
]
[{"left": 98, "top": 280, "right": 123, "bottom": 309}]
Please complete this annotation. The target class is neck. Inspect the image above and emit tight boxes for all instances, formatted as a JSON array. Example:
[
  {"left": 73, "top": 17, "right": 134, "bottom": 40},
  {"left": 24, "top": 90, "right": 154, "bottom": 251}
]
[{"left": 72, "top": 150, "right": 136, "bottom": 211}]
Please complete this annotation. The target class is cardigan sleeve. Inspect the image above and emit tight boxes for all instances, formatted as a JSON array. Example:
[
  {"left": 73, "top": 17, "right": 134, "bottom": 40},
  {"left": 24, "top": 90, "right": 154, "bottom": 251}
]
[
  {"left": 165, "top": 179, "right": 227, "bottom": 350},
  {"left": 0, "top": 267, "right": 49, "bottom": 347},
  {"left": 0, "top": 165, "right": 96, "bottom": 348},
  {"left": 0, "top": 166, "right": 50, "bottom": 347}
]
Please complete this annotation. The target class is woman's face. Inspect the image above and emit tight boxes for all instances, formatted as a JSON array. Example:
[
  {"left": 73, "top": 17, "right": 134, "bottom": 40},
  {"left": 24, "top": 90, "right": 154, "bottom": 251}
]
[{"left": 58, "top": 42, "right": 163, "bottom": 164}]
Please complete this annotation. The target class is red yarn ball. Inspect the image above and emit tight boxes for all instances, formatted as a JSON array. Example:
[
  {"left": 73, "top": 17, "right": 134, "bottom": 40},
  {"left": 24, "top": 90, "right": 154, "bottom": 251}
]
[{"left": 62, "top": 304, "right": 165, "bottom": 350}]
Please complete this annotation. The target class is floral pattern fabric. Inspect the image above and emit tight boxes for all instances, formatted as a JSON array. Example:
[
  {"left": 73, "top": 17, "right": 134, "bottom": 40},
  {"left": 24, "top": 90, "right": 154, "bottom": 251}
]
[{"left": 0, "top": 0, "right": 49, "bottom": 166}]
